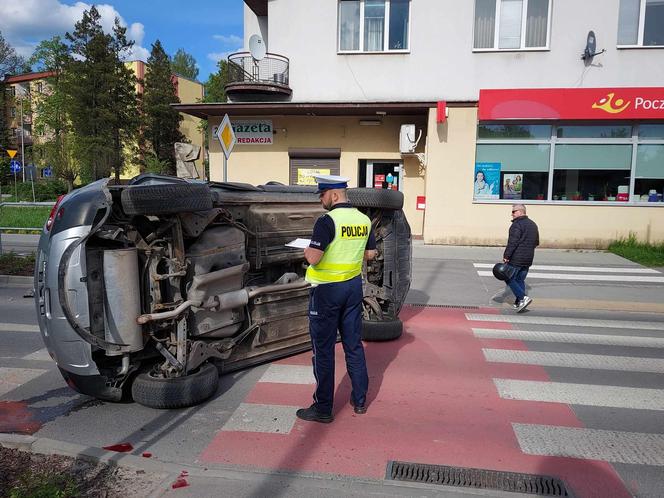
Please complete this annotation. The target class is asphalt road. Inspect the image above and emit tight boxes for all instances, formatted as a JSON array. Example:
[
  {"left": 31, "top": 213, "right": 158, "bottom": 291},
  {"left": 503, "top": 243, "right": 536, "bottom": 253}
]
[{"left": 1, "top": 246, "right": 663, "bottom": 497}]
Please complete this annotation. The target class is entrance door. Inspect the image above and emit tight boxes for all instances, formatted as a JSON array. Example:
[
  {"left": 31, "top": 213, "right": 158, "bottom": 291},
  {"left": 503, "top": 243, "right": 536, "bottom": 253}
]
[{"left": 366, "top": 161, "right": 403, "bottom": 191}]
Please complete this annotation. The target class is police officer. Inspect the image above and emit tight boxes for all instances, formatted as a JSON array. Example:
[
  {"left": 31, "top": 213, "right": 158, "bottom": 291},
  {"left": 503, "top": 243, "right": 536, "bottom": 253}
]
[{"left": 296, "top": 175, "right": 376, "bottom": 423}]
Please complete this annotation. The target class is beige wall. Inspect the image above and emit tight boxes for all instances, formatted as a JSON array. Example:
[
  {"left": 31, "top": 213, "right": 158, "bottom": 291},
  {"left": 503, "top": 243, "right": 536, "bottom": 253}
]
[
  {"left": 423, "top": 107, "right": 664, "bottom": 247},
  {"left": 176, "top": 76, "right": 205, "bottom": 173},
  {"left": 209, "top": 115, "right": 426, "bottom": 235}
]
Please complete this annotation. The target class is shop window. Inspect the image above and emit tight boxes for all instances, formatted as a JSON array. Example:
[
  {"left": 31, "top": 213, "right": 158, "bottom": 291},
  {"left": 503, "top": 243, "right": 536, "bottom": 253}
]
[
  {"left": 476, "top": 144, "right": 550, "bottom": 200},
  {"left": 639, "top": 124, "right": 664, "bottom": 139},
  {"left": 618, "top": 0, "right": 664, "bottom": 46},
  {"left": 473, "top": 0, "right": 550, "bottom": 50},
  {"left": 478, "top": 124, "right": 551, "bottom": 139},
  {"left": 553, "top": 145, "right": 632, "bottom": 201},
  {"left": 289, "top": 148, "right": 341, "bottom": 186},
  {"left": 634, "top": 144, "right": 664, "bottom": 202},
  {"left": 338, "top": 0, "right": 410, "bottom": 52},
  {"left": 556, "top": 125, "right": 632, "bottom": 139}
]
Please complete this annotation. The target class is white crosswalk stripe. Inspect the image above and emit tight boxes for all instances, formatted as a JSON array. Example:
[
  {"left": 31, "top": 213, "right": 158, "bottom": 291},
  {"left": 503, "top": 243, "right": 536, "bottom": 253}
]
[
  {"left": 512, "top": 423, "right": 664, "bottom": 466},
  {"left": 466, "top": 313, "right": 664, "bottom": 331},
  {"left": 259, "top": 364, "right": 315, "bottom": 384},
  {"left": 494, "top": 379, "right": 664, "bottom": 411},
  {"left": 221, "top": 403, "right": 298, "bottom": 434},
  {"left": 477, "top": 270, "right": 664, "bottom": 283},
  {"left": 0, "top": 367, "right": 48, "bottom": 396},
  {"left": 484, "top": 348, "right": 664, "bottom": 373},
  {"left": 0, "top": 323, "right": 40, "bottom": 333},
  {"left": 474, "top": 263, "right": 661, "bottom": 274},
  {"left": 21, "top": 348, "right": 52, "bottom": 362},
  {"left": 473, "top": 327, "right": 664, "bottom": 348}
]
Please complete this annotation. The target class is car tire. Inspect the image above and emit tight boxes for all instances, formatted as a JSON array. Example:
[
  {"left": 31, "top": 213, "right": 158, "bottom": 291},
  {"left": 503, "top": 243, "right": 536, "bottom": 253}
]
[
  {"left": 121, "top": 183, "right": 213, "bottom": 216},
  {"left": 131, "top": 362, "right": 219, "bottom": 409},
  {"left": 361, "top": 318, "right": 403, "bottom": 342},
  {"left": 347, "top": 188, "right": 404, "bottom": 210}
]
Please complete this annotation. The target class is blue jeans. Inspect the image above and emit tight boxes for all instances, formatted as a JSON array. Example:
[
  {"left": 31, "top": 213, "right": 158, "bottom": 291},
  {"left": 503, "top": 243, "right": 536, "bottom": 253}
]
[{"left": 506, "top": 266, "right": 529, "bottom": 303}]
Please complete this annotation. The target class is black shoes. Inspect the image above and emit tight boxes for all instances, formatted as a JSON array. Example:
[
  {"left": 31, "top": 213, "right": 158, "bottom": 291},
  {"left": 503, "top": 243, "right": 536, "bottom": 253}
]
[
  {"left": 296, "top": 405, "right": 334, "bottom": 423},
  {"left": 350, "top": 399, "right": 367, "bottom": 414}
]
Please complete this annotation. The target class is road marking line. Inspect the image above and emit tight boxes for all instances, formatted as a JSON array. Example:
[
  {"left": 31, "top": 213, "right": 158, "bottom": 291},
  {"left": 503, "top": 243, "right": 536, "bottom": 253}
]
[
  {"left": 0, "top": 323, "right": 40, "bottom": 333},
  {"left": 473, "top": 328, "right": 664, "bottom": 348},
  {"left": 259, "top": 364, "right": 315, "bottom": 385},
  {"left": 474, "top": 263, "right": 660, "bottom": 274},
  {"left": 477, "top": 270, "right": 664, "bottom": 283},
  {"left": 0, "top": 367, "right": 47, "bottom": 396},
  {"left": 512, "top": 423, "right": 664, "bottom": 466},
  {"left": 466, "top": 313, "right": 664, "bottom": 331},
  {"left": 494, "top": 379, "right": 664, "bottom": 411},
  {"left": 21, "top": 348, "right": 52, "bottom": 362},
  {"left": 221, "top": 403, "right": 298, "bottom": 434},
  {"left": 483, "top": 349, "right": 664, "bottom": 374}
]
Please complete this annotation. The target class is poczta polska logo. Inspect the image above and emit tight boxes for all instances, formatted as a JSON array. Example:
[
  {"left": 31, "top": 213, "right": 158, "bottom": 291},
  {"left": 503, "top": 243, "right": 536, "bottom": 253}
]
[{"left": 591, "top": 93, "right": 631, "bottom": 114}]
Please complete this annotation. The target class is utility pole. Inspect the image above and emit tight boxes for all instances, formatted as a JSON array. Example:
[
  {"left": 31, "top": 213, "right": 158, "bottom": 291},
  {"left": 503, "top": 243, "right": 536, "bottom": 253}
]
[{"left": 17, "top": 85, "right": 27, "bottom": 183}]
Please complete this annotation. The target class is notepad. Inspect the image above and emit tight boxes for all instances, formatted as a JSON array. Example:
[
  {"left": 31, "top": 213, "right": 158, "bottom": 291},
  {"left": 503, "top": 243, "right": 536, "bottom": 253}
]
[{"left": 285, "top": 238, "right": 311, "bottom": 249}]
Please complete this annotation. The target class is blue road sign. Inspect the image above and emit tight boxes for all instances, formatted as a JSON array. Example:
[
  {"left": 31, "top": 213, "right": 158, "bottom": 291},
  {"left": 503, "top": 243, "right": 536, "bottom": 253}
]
[
  {"left": 43, "top": 167, "right": 53, "bottom": 178},
  {"left": 9, "top": 160, "right": 21, "bottom": 173}
]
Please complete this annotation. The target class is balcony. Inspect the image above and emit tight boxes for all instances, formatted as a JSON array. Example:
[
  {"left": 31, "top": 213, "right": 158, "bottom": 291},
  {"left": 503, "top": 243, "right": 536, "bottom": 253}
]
[{"left": 224, "top": 52, "right": 292, "bottom": 101}]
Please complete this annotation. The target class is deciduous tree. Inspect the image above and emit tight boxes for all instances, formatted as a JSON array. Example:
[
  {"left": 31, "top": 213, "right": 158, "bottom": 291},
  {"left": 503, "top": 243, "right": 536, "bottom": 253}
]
[{"left": 171, "top": 48, "right": 198, "bottom": 80}]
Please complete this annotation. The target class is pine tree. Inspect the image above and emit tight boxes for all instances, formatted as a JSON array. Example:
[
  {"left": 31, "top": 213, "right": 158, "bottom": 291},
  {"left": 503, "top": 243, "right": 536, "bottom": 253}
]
[
  {"left": 143, "top": 40, "right": 183, "bottom": 173},
  {"left": 203, "top": 59, "right": 229, "bottom": 103},
  {"left": 64, "top": 6, "right": 137, "bottom": 182},
  {"left": 171, "top": 48, "right": 199, "bottom": 80}
]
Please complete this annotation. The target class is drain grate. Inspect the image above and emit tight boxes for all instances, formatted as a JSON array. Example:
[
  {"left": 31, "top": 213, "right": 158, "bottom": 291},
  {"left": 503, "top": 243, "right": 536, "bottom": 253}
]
[
  {"left": 406, "top": 303, "right": 480, "bottom": 310},
  {"left": 387, "top": 461, "right": 571, "bottom": 496}
]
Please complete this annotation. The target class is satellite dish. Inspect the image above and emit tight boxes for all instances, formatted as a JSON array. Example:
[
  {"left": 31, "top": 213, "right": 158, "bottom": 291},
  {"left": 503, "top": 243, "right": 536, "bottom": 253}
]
[
  {"left": 249, "top": 35, "right": 266, "bottom": 61},
  {"left": 581, "top": 30, "right": 605, "bottom": 62}
]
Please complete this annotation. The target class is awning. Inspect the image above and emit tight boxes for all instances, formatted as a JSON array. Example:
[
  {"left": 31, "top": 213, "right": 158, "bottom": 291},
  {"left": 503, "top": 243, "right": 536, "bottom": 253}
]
[{"left": 173, "top": 101, "right": 448, "bottom": 119}]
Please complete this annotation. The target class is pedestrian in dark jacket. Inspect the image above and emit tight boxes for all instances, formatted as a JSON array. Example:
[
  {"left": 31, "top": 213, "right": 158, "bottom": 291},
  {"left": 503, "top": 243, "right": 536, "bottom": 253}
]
[{"left": 503, "top": 204, "right": 539, "bottom": 312}]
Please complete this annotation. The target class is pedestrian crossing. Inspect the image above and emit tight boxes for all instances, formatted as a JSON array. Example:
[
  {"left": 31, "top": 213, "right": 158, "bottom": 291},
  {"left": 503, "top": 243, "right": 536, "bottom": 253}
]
[
  {"left": 474, "top": 262, "right": 664, "bottom": 284},
  {"left": 467, "top": 311, "right": 664, "bottom": 467}
]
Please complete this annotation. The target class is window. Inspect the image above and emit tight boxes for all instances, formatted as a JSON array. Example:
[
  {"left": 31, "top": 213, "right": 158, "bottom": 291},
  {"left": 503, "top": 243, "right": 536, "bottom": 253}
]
[
  {"left": 474, "top": 0, "right": 550, "bottom": 50},
  {"left": 338, "top": 0, "right": 410, "bottom": 52},
  {"left": 618, "top": 0, "right": 664, "bottom": 46},
  {"left": 10, "top": 107, "right": 16, "bottom": 118},
  {"left": 475, "top": 123, "right": 664, "bottom": 204},
  {"left": 37, "top": 82, "right": 44, "bottom": 93}
]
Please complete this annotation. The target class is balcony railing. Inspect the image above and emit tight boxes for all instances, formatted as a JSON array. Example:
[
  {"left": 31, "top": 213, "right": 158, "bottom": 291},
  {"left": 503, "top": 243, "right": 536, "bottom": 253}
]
[{"left": 225, "top": 52, "right": 291, "bottom": 98}]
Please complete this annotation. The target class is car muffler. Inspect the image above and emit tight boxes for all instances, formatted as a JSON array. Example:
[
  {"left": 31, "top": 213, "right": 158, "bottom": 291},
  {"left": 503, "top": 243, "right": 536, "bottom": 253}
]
[{"left": 103, "top": 248, "right": 143, "bottom": 354}]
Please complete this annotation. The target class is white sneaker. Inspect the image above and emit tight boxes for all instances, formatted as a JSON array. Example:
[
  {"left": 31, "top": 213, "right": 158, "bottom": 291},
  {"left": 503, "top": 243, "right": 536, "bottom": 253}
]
[{"left": 516, "top": 296, "right": 532, "bottom": 313}]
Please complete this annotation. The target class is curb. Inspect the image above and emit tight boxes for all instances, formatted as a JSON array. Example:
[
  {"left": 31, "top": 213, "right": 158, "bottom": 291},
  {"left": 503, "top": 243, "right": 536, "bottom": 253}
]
[{"left": 0, "top": 275, "right": 33, "bottom": 286}]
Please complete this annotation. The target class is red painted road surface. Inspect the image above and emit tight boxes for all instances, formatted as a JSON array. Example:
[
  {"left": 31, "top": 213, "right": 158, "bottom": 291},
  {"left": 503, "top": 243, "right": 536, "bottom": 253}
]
[{"left": 201, "top": 306, "right": 632, "bottom": 498}]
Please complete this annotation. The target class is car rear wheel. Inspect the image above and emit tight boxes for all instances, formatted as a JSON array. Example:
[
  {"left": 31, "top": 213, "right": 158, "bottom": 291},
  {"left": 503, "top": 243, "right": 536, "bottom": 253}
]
[
  {"left": 361, "top": 318, "right": 403, "bottom": 341},
  {"left": 131, "top": 362, "right": 219, "bottom": 409},
  {"left": 121, "top": 183, "right": 213, "bottom": 216},
  {"left": 347, "top": 188, "right": 403, "bottom": 210}
]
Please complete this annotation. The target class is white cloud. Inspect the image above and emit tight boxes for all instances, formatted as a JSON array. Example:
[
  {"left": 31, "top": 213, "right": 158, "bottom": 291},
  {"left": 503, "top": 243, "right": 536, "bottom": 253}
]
[
  {"left": 207, "top": 33, "right": 243, "bottom": 65},
  {"left": 212, "top": 34, "right": 243, "bottom": 46},
  {"left": 0, "top": 0, "right": 149, "bottom": 61}
]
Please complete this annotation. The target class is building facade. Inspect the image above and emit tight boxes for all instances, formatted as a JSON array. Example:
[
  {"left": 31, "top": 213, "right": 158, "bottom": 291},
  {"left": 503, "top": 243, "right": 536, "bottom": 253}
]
[{"left": 177, "top": 0, "right": 664, "bottom": 246}]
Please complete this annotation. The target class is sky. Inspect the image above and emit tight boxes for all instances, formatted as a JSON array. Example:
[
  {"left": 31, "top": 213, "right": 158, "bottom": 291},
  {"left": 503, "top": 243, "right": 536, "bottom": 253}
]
[{"left": 0, "top": 0, "right": 245, "bottom": 81}]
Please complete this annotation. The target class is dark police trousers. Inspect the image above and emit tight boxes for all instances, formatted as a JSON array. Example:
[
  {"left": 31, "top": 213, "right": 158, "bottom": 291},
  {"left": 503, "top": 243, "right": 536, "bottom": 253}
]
[{"left": 308, "top": 275, "right": 368, "bottom": 415}]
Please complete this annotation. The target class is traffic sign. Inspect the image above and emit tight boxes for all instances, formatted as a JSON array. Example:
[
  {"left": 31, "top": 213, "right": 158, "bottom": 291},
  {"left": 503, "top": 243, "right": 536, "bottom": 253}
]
[
  {"left": 7, "top": 149, "right": 17, "bottom": 158},
  {"left": 215, "top": 114, "right": 236, "bottom": 160},
  {"left": 43, "top": 167, "right": 53, "bottom": 178},
  {"left": 9, "top": 160, "right": 21, "bottom": 173}
]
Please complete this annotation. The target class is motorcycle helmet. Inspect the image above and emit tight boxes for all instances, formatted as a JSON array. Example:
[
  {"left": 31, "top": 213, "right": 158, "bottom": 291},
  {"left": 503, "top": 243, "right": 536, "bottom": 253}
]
[{"left": 493, "top": 263, "right": 511, "bottom": 281}]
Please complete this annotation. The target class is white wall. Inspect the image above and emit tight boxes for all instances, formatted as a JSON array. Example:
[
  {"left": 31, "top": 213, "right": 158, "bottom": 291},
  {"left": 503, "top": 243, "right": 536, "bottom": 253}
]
[{"left": 259, "top": 0, "right": 664, "bottom": 102}]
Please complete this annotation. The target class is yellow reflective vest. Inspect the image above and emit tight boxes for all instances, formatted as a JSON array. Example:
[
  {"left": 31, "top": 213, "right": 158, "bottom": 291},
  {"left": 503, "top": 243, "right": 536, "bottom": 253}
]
[{"left": 305, "top": 207, "right": 371, "bottom": 284}]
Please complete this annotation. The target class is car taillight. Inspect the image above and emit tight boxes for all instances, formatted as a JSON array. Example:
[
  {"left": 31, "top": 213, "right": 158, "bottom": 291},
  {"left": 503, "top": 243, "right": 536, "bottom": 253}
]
[{"left": 46, "top": 195, "right": 66, "bottom": 231}]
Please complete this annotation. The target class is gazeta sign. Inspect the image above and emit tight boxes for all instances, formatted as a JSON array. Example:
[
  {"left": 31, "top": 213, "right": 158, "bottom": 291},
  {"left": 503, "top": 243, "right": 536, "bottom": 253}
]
[{"left": 232, "top": 120, "right": 273, "bottom": 145}]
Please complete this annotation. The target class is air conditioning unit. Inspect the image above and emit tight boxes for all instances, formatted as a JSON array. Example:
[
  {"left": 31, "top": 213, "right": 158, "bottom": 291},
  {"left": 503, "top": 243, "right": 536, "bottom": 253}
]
[{"left": 399, "top": 124, "right": 422, "bottom": 154}]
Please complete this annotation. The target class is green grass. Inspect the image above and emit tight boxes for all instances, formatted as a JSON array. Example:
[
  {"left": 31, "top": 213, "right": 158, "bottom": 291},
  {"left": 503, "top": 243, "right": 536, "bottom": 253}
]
[
  {"left": 0, "top": 206, "right": 52, "bottom": 230},
  {"left": 608, "top": 234, "right": 664, "bottom": 267},
  {"left": 0, "top": 252, "right": 36, "bottom": 275},
  {"left": 9, "top": 470, "right": 79, "bottom": 498}
]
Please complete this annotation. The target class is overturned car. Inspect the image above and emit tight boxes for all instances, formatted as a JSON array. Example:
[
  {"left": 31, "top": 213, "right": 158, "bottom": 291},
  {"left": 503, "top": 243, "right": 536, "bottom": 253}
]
[{"left": 34, "top": 175, "right": 411, "bottom": 408}]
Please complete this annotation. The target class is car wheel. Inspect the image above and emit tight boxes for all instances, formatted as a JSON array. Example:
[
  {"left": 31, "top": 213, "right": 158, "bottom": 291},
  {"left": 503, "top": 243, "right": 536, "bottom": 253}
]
[
  {"left": 131, "top": 362, "right": 219, "bottom": 409},
  {"left": 121, "top": 183, "right": 213, "bottom": 216},
  {"left": 361, "top": 318, "right": 403, "bottom": 342},
  {"left": 347, "top": 188, "right": 404, "bottom": 210}
]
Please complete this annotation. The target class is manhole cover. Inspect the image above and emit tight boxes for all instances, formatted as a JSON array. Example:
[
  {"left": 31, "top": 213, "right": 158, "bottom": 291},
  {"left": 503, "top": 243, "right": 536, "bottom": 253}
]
[{"left": 387, "top": 461, "right": 571, "bottom": 496}]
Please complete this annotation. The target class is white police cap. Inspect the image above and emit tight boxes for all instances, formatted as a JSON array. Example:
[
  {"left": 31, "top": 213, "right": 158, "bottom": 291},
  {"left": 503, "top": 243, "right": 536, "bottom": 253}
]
[{"left": 313, "top": 174, "right": 349, "bottom": 193}]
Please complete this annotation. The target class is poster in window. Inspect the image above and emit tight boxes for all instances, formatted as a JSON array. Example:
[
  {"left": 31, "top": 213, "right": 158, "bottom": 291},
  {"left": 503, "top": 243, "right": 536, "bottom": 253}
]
[
  {"left": 474, "top": 162, "right": 500, "bottom": 199},
  {"left": 297, "top": 168, "right": 330, "bottom": 186},
  {"left": 503, "top": 173, "right": 523, "bottom": 200}
]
